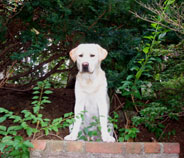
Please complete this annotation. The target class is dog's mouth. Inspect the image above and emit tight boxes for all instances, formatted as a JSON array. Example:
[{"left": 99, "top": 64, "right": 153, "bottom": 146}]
[
  {"left": 77, "top": 62, "right": 94, "bottom": 74},
  {"left": 82, "top": 64, "right": 89, "bottom": 72},
  {"left": 81, "top": 62, "right": 93, "bottom": 74},
  {"left": 81, "top": 66, "right": 94, "bottom": 74}
]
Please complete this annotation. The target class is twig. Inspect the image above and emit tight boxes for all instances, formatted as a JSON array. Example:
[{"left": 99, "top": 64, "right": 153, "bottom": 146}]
[
  {"left": 113, "top": 130, "right": 118, "bottom": 142},
  {"left": 88, "top": 10, "right": 106, "bottom": 30},
  {"left": 0, "top": 61, "right": 17, "bottom": 88},
  {"left": 110, "top": 93, "right": 125, "bottom": 114},
  {"left": 115, "top": 24, "right": 123, "bottom": 30},
  {"left": 33, "top": 121, "right": 40, "bottom": 140},
  {"left": 131, "top": 94, "right": 139, "bottom": 113},
  {"left": 158, "top": 123, "right": 170, "bottom": 141},
  {"left": 160, "top": 116, "right": 169, "bottom": 124},
  {"left": 6, "top": 3, "right": 25, "bottom": 24},
  {"left": 130, "top": 1, "right": 184, "bottom": 34},
  {"left": 110, "top": 103, "right": 125, "bottom": 115},
  {"left": 0, "top": 86, "right": 33, "bottom": 92},
  {"left": 35, "top": 133, "right": 64, "bottom": 140},
  {"left": 68, "top": 0, "right": 75, "bottom": 8},
  {"left": 124, "top": 111, "right": 130, "bottom": 128},
  {"left": 114, "top": 93, "right": 122, "bottom": 105}
]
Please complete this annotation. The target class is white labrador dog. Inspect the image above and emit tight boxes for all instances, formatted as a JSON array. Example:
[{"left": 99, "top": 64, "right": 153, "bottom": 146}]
[{"left": 64, "top": 43, "right": 115, "bottom": 142}]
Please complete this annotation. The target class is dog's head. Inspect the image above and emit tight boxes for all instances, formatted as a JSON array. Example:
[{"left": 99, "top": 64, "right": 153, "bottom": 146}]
[{"left": 69, "top": 44, "right": 108, "bottom": 73}]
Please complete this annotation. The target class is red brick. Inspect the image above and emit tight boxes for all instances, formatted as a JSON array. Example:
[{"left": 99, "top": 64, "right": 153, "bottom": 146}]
[
  {"left": 49, "top": 141, "right": 64, "bottom": 152},
  {"left": 164, "top": 143, "right": 180, "bottom": 154},
  {"left": 66, "top": 141, "right": 84, "bottom": 152},
  {"left": 126, "top": 143, "right": 142, "bottom": 154},
  {"left": 144, "top": 143, "right": 160, "bottom": 154},
  {"left": 86, "top": 142, "right": 123, "bottom": 154},
  {"left": 31, "top": 140, "right": 46, "bottom": 151}
]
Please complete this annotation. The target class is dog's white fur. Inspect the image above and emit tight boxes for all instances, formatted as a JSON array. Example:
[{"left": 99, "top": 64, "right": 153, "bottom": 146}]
[{"left": 64, "top": 43, "right": 115, "bottom": 142}]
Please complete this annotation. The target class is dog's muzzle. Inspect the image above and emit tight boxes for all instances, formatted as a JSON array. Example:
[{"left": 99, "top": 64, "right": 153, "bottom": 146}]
[{"left": 82, "top": 62, "right": 89, "bottom": 72}]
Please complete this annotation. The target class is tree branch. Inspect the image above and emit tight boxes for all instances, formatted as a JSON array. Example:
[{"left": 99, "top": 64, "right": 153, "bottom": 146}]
[
  {"left": 88, "top": 9, "right": 106, "bottom": 30},
  {"left": 0, "top": 43, "right": 19, "bottom": 58},
  {"left": 9, "top": 53, "right": 64, "bottom": 81},
  {"left": 17, "top": 59, "right": 67, "bottom": 89}
]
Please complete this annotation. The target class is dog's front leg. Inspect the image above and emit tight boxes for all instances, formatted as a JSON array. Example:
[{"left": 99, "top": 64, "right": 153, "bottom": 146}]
[
  {"left": 64, "top": 91, "right": 85, "bottom": 141},
  {"left": 97, "top": 96, "right": 115, "bottom": 142}
]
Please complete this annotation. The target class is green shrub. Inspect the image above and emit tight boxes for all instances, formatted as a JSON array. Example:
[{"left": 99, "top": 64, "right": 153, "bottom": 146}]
[{"left": 0, "top": 81, "right": 74, "bottom": 157}]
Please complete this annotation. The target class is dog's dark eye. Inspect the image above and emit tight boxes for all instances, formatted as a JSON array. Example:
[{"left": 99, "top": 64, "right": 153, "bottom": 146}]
[
  {"left": 79, "top": 54, "right": 83, "bottom": 57},
  {"left": 90, "top": 54, "right": 95, "bottom": 57}
]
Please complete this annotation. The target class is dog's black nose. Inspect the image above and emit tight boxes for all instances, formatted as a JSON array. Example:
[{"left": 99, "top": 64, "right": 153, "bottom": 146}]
[{"left": 82, "top": 62, "right": 89, "bottom": 72}]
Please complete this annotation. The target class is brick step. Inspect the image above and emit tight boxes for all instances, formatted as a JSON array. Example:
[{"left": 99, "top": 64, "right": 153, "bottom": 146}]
[{"left": 30, "top": 140, "right": 180, "bottom": 158}]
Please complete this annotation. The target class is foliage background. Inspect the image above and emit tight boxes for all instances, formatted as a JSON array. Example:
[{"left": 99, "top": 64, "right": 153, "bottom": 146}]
[
  {"left": 0, "top": 0, "right": 149, "bottom": 89},
  {"left": 0, "top": 0, "right": 184, "bottom": 143}
]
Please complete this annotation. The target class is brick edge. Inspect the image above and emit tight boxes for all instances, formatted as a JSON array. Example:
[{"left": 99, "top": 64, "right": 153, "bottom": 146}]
[{"left": 31, "top": 140, "right": 180, "bottom": 155}]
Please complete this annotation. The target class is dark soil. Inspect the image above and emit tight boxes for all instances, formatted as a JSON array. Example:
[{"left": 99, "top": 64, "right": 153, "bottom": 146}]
[{"left": 0, "top": 88, "right": 183, "bottom": 158}]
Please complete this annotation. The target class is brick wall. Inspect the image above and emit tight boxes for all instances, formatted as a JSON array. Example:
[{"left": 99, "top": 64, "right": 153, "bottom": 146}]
[{"left": 30, "top": 140, "right": 180, "bottom": 158}]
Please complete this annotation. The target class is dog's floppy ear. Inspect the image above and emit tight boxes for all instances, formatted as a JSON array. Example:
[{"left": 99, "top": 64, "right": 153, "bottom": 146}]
[
  {"left": 97, "top": 44, "right": 108, "bottom": 61},
  {"left": 69, "top": 47, "right": 78, "bottom": 62}
]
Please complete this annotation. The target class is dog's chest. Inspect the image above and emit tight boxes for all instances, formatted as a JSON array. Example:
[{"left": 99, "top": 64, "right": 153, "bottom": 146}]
[
  {"left": 78, "top": 78, "right": 101, "bottom": 94},
  {"left": 84, "top": 96, "right": 99, "bottom": 115}
]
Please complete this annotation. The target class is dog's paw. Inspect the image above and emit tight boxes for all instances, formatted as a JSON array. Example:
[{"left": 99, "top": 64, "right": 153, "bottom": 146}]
[
  {"left": 64, "top": 134, "right": 78, "bottom": 141},
  {"left": 102, "top": 133, "right": 115, "bottom": 142}
]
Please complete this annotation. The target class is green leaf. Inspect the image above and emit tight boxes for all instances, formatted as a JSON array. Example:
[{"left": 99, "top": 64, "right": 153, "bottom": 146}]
[
  {"left": 32, "top": 96, "right": 39, "bottom": 99},
  {"left": 31, "top": 100, "right": 38, "bottom": 104},
  {"left": 33, "top": 106, "right": 39, "bottom": 113},
  {"left": 0, "top": 131, "right": 7, "bottom": 135},
  {"left": 7, "top": 126, "right": 22, "bottom": 132},
  {"left": 41, "top": 100, "right": 51, "bottom": 104},
  {"left": 0, "top": 143, "right": 6, "bottom": 152},
  {"left": 9, "top": 150, "right": 20, "bottom": 156},
  {"left": 8, "top": 131, "right": 17, "bottom": 135},
  {"left": 26, "top": 128, "right": 33, "bottom": 137},
  {"left": 64, "top": 112, "right": 73, "bottom": 118},
  {"left": 165, "top": 0, "right": 175, "bottom": 5},
  {"left": 13, "top": 116, "right": 22, "bottom": 123},
  {"left": 124, "top": 135, "right": 130, "bottom": 141},
  {"left": 151, "top": 23, "right": 158, "bottom": 28},
  {"left": 37, "top": 81, "right": 44, "bottom": 86},
  {"left": 0, "top": 108, "right": 9, "bottom": 113},
  {"left": 41, "top": 121, "right": 48, "bottom": 127},
  {"left": 23, "top": 140, "right": 34, "bottom": 148},
  {"left": 52, "top": 126, "right": 58, "bottom": 132},
  {"left": 22, "top": 110, "right": 31, "bottom": 117},
  {"left": 84, "top": 128, "right": 88, "bottom": 135},
  {"left": 135, "top": 68, "right": 144, "bottom": 80},
  {"left": 0, "top": 116, "right": 7, "bottom": 123},
  {"left": 33, "top": 91, "right": 40, "bottom": 94},
  {"left": 118, "top": 137, "right": 124, "bottom": 142},
  {"left": 126, "top": 75, "right": 134, "bottom": 81},
  {"left": 44, "top": 90, "right": 53, "bottom": 94},
  {"left": 14, "top": 136, "right": 23, "bottom": 141},
  {"left": 2, "top": 136, "right": 12, "bottom": 141},
  {"left": 145, "top": 65, "right": 153, "bottom": 70},
  {"left": 33, "top": 86, "right": 40, "bottom": 90},
  {"left": 120, "top": 81, "right": 132, "bottom": 89},
  {"left": 143, "top": 47, "right": 149, "bottom": 54},
  {"left": 52, "top": 118, "right": 63, "bottom": 124},
  {"left": 43, "top": 96, "right": 49, "bottom": 99},
  {"left": 38, "top": 114, "right": 43, "bottom": 118},
  {"left": 21, "top": 122, "right": 28, "bottom": 129},
  {"left": 130, "top": 66, "right": 139, "bottom": 71},
  {"left": 144, "top": 35, "right": 153, "bottom": 40},
  {"left": 44, "top": 118, "right": 50, "bottom": 122},
  {"left": 122, "top": 91, "right": 132, "bottom": 96},
  {"left": 0, "top": 126, "right": 6, "bottom": 131},
  {"left": 79, "top": 135, "right": 87, "bottom": 141},
  {"left": 44, "top": 129, "right": 49, "bottom": 135}
]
